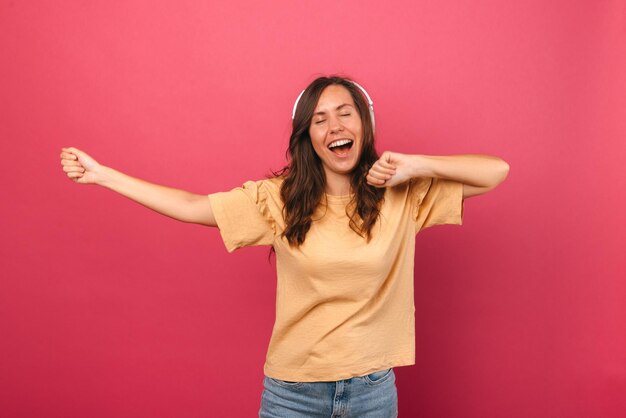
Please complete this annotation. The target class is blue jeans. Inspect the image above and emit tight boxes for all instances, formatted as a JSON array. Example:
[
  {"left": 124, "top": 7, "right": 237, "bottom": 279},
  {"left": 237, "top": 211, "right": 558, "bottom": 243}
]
[{"left": 259, "top": 368, "right": 398, "bottom": 417}]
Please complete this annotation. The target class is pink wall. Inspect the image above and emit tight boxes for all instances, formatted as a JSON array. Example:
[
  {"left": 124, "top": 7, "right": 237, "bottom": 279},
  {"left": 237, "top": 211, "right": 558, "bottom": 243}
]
[{"left": 1, "top": 1, "right": 625, "bottom": 416}]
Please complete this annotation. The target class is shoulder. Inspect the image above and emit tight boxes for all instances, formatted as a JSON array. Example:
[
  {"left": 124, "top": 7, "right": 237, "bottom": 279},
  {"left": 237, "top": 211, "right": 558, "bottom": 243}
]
[
  {"left": 382, "top": 178, "right": 434, "bottom": 209},
  {"left": 385, "top": 178, "right": 422, "bottom": 200},
  {"left": 238, "top": 176, "right": 283, "bottom": 191},
  {"left": 253, "top": 176, "right": 284, "bottom": 197},
  {"left": 237, "top": 176, "right": 285, "bottom": 209}
]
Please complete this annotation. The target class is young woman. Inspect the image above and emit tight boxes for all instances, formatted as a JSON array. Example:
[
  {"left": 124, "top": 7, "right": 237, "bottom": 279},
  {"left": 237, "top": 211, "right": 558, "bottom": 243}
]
[{"left": 59, "top": 75, "right": 509, "bottom": 417}]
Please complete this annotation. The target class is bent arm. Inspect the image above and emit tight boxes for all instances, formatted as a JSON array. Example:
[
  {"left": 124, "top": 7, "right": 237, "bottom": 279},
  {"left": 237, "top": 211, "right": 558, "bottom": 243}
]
[
  {"left": 412, "top": 154, "right": 510, "bottom": 199},
  {"left": 97, "top": 165, "right": 217, "bottom": 227},
  {"left": 368, "top": 152, "right": 510, "bottom": 199}
]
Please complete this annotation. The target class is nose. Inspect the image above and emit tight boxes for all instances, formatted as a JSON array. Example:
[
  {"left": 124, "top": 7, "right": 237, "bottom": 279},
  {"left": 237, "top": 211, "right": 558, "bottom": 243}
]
[{"left": 328, "top": 114, "right": 344, "bottom": 134}]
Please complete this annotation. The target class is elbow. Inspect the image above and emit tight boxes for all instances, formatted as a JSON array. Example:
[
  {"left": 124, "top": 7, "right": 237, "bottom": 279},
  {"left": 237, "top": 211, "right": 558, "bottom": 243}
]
[
  {"left": 493, "top": 159, "right": 510, "bottom": 187},
  {"left": 484, "top": 158, "right": 510, "bottom": 189},
  {"left": 501, "top": 159, "right": 510, "bottom": 180}
]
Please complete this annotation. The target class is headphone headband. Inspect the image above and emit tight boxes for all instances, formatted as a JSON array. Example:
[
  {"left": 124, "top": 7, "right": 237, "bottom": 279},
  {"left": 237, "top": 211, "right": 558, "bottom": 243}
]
[{"left": 291, "top": 80, "right": 375, "bottom": 132}]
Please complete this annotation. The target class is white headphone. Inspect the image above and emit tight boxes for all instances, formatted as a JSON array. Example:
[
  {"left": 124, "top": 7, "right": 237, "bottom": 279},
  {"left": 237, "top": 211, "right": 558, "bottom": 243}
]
[{"left": 291, "top": 80, "right": 376, "bottom": 133}]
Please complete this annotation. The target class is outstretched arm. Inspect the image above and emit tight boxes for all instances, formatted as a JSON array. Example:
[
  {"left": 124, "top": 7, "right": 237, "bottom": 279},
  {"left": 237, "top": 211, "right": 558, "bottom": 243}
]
[
  {"left": 366, "top": 151, "right": 510, "bottom": 199},
  {"left": 60, "top": 147, "right": 217, "bottom": 226}
]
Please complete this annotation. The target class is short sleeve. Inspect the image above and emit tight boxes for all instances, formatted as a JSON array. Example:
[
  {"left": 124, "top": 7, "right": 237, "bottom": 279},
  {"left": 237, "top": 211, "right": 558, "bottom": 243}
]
[
  {"left": 410, "top": 177, "right": 464, "bottom": 232},
  {"left": 208, "top": 180, "right": 277, "bottom": 252}
]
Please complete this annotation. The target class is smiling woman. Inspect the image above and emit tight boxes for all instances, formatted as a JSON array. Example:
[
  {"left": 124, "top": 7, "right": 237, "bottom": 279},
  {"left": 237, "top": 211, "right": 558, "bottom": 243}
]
[
  {"left": 276, "top": 77, "right": 385, "bottom": 247},
  {"left": 59, "top": 74, "right": 509, "bottom": 418}
]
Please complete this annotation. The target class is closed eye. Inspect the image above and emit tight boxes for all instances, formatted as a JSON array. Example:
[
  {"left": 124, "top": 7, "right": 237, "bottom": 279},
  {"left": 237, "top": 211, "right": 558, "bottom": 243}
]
[
  {"left": 340, "top": 113, "right": 351, "bottom": 117},
  {"left": 315, "top": 120, "right": 326, "bottom": 124}
]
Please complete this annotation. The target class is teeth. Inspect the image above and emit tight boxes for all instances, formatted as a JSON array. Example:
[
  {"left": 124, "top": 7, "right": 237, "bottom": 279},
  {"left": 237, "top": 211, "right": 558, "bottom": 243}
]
[{"left": 328, "top": 139, "right": 353, "bottom": 149}]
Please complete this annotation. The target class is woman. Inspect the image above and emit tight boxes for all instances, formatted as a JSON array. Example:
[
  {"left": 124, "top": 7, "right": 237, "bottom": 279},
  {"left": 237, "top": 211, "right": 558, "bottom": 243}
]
[{"left": 59, "top": 75, "right": 509, "bottom": 417}]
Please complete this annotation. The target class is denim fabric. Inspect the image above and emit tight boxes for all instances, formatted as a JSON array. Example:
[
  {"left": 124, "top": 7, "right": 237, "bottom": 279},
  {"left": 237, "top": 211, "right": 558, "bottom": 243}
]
[{"left": 259, "top": 368, "right": 398, "bottom": 417}]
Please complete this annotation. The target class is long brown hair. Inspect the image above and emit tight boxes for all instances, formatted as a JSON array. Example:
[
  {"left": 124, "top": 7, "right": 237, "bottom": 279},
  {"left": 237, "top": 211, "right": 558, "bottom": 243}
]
[{"left": 274, "top": 75, "right": 385, "bottom": 246}]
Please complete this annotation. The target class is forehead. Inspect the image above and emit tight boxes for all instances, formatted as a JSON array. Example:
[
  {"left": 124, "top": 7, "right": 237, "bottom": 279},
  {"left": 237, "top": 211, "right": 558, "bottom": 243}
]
[{"left": 314, "top": 85, "right": 355, "bottom": 111}]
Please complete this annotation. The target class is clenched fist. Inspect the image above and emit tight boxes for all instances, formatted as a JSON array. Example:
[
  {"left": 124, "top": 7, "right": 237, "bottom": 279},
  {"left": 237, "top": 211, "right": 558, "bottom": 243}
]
[
  {"left": 367, "top": 151, "right": 423, "bottom": 188},
  {"left": 59, "top": 147, "right": 102, "bottom": 184}
]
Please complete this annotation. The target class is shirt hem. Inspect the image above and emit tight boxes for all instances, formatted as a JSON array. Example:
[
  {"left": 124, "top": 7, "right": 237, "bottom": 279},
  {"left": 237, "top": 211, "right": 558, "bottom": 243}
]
[{"left": 263, "top": 351, "right": 416, "bottom": 382}]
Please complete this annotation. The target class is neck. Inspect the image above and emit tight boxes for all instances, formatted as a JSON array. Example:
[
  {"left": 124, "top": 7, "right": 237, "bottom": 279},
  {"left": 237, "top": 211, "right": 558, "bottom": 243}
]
[{"left": 324, "top": 169, "right": 352, "bottom": 196}]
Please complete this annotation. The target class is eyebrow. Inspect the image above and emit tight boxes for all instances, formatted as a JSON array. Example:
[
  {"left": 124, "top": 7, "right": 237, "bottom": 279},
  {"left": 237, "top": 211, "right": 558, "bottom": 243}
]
[{"left": 313, "top": 103, "right": 353, "bottom": 116}]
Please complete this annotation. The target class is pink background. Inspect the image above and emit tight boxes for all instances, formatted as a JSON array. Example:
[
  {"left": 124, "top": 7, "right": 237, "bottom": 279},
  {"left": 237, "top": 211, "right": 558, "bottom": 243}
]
[{"left": 1, "top": 1, "right": 625, "bottom": 417}]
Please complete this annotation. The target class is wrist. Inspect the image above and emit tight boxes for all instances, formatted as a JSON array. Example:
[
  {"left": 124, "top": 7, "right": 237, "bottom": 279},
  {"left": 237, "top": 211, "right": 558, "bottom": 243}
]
[
  {"left": 94, "top": 165, "right": 113, "bottom": 187},
  {"left": 409, "top": 154, "right": 434, "bottom": 178}
]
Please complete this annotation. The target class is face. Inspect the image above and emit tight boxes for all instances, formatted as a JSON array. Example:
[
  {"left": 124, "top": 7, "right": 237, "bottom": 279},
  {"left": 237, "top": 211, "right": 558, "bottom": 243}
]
[{"left": 309, "top": 84, "right": 363, "bottom": 178}]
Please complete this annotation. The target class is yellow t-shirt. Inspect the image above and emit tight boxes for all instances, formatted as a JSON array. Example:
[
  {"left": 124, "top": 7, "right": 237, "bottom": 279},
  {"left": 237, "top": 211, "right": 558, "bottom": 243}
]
[{"left": 208, "top": 176, "right": 464, "bottom": 382}]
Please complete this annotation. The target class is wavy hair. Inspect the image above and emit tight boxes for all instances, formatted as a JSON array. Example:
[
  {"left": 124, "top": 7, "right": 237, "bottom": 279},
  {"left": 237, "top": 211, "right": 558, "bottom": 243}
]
[{"left": 273, "top": 75, "right": 385, "bottom": 247}]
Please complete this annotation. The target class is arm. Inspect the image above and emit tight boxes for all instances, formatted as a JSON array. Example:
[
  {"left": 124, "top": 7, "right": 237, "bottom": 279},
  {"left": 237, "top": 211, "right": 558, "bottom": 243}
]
[
  {"left": 60, "top": 147, "right": 217, "bottom": 227},
  {"left": 366, "top": 151, "right": 510, "bottom": 199}
]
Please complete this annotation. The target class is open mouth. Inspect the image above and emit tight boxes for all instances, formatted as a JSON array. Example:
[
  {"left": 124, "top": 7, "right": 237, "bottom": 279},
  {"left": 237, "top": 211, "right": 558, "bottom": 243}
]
[{"left": 328, "top": 139, "right": 354, "bottom": 154}]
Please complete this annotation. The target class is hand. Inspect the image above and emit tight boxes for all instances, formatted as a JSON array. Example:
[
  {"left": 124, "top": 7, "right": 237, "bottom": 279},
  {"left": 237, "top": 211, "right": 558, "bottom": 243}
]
[
  {"left": 366, "top": 151, "right": 420, "bottom": 188},
  {"left": 59, "top": 147, "right": 103, "bottom": 185}
]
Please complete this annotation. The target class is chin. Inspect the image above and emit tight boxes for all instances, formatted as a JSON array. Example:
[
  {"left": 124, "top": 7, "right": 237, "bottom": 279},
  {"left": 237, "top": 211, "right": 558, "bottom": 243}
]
[
  {"left": 322, "top": 151, "right": 362, "bottom": 176},
  {"left": 336, "top": 162, "right": 360, "bottom": 175}
]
